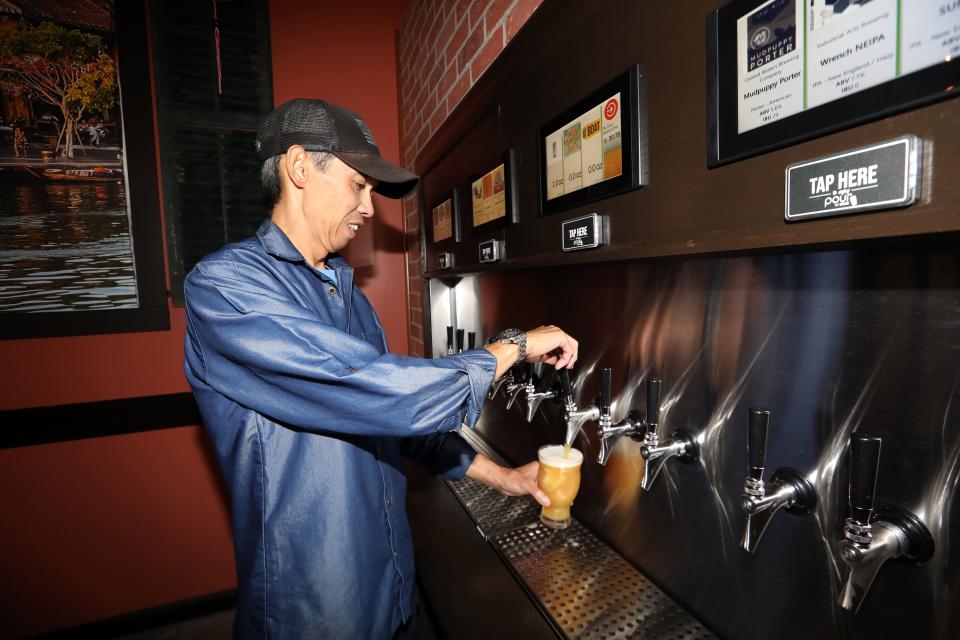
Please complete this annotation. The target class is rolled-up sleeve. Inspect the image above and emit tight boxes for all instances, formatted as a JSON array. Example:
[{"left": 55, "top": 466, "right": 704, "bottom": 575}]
[{"left": 184, "top": 261, "right": 496, "bottom": 438}]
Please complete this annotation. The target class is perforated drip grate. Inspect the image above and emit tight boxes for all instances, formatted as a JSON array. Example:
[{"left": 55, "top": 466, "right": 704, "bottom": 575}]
[
  {"left": 446, "top": 430, "right": 716, "bottom": 639},
  {"left": 458, "top": 428, "right": 508, "bottom": 464},
  {"left": 494, "top": 522, "right": 716, "bottom": 640},
  {"left": 446, "top": 430, "right": 539, "bottom": 537}
]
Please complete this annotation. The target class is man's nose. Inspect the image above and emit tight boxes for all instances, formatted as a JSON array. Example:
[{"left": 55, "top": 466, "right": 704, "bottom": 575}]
[{"left": 360, "top": 193, "right": 375, "bottom": 218}]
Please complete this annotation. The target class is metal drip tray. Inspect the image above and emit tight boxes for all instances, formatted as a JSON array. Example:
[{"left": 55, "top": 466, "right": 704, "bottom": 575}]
[{"left": 448, "top": 429, "right": 716, "bottom": 640}]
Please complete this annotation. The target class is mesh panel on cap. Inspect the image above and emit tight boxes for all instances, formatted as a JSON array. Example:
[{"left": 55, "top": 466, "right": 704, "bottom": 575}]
[{"left": 279, "top": 100, "right": 339, "bottom": 148}]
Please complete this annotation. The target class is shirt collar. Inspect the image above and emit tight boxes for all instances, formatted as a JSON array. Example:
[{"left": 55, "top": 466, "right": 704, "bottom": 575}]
[
  {"left": 257, "top": 219, "right": 304, "bottom": 262},
  {"left": 256, "top": 218, "right": 354, "bottom": 279}
]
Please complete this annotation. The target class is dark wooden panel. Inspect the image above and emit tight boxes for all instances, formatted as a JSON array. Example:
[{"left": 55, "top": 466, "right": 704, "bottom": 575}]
[{"left": 419, "top": 0, "right": 960, "bottom": 278}]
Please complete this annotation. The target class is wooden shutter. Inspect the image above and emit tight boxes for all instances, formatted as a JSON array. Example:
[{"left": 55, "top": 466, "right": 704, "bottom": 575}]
[{"left": 150, "top": 0, "right": 273, "bottom": 305}]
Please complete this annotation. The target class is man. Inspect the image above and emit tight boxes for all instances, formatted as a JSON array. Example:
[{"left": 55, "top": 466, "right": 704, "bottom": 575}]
[{"left": 183, "top": 99, "right": 579, "bottom": 639}]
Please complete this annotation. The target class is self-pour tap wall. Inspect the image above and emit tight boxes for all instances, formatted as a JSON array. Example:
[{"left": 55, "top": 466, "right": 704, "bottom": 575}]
[{"left": 415, "top": 1, "right": 960, "bottom": 639}]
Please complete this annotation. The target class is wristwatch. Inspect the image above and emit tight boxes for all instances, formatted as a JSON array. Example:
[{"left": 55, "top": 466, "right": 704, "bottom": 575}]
[{"left": 489, "top": 328, "right": 526, "bottom": 363}]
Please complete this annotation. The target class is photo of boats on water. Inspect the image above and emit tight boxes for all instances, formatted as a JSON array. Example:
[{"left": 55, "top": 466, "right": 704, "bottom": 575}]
[{"left": 0, "top": 0, "right": 138, "bottom": 313}]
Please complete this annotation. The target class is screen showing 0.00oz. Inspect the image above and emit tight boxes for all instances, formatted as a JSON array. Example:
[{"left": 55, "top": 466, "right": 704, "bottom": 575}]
[
  {"left": 736, "top": 0, "right": 960, "bottom": 134},
  {"left": 544, "top": 93, "right": 623, "bottom": 201}
]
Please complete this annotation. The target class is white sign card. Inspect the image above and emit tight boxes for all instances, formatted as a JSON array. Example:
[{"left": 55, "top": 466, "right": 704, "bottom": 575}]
[{"left": 736, "top": 0, "right": 960, "bottom": 134}]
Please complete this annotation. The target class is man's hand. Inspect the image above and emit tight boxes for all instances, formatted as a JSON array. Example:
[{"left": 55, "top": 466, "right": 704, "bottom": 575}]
[
  {"left": 524, "top": 325, "right": 578, "bottom": 370},
  {"left": 465, "top": 455, "right": 550, "bottom": 507},
  {"left": 484, "top": 325, "right": 578, "bottom": 380}
]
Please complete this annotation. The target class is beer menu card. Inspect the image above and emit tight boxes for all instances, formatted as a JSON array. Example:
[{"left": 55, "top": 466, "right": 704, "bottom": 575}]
[
  {"left": 432, "top": 197, "right": 454, "bottom": 242},
  {"left": 737, "top": 0, "right": 960, "bottom": 134},
  {"left": 544, "top": 93, "right": 623, "bottom": 201},
  {"left": 471, "top": 163, "right": 507, "bottom": 226}
]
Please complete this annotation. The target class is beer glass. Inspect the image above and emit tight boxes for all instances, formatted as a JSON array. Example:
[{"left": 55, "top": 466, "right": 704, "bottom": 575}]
[{"left": 537, "top": 445, "right": 583, "bottom": 529}]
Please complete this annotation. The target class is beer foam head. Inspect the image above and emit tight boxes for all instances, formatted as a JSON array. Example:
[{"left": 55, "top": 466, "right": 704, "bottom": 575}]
[{"left": 538, "top": 445, "right": 583, "bottom": 468}]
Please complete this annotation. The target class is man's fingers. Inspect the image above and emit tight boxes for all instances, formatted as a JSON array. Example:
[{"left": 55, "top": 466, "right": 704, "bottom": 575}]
[{"left": 522, "top": 477, "right": 551, "bottom": 506}]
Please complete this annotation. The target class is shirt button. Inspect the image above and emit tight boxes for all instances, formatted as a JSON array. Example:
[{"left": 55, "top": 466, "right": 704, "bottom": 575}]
[
  {"left": 386, "top": 497, "right": 393, "bottom": 508},
  {"left": 328, "top": 287, "right": 336, "bottom": 294}
]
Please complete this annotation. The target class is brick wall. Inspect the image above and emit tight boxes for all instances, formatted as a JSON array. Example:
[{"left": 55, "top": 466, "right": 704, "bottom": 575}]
[{"left": 396, "top": 0, "right": 544, "bottom": 356}]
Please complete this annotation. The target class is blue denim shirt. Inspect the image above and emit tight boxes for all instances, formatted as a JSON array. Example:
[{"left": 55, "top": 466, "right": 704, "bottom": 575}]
[{"left": 183, "top": 220, "right": 496, "bottom": 639}]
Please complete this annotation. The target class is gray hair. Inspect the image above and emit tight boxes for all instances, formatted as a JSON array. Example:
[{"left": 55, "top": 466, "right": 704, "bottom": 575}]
[{"left": 261, "top": 150, "right": 334, "bottom": 206}]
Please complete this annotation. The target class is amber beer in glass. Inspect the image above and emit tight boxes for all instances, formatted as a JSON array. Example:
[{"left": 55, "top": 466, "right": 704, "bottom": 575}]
[{"left": 537, "top": 445, "right": 583, "bottom": 529}]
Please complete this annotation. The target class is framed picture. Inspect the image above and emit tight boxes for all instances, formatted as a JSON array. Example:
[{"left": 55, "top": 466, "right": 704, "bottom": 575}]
[
  {"left": 538, "top": 64, "right": 646, "bottom": 216},
  {"left": 470, "top": 148, "right": 519, "bottom": 228},
  {"left": 431, "top": 189, "right": 460, "bottom": 243},
  {"left": 707, "top": 0, "right": 960, "bottom": 167},
  {"left": 0, "top": 0, "right": 168, "bottom": 339}
]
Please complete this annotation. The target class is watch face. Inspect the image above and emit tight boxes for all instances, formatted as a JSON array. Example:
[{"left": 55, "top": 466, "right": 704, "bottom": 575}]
[{"left": 494, "top": 328, "right": 522, "bottom": 342}]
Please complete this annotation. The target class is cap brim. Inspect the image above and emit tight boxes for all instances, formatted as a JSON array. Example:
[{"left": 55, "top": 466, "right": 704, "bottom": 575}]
[{"left": 334, "top": 151, "right": 419, "bottom": 199}]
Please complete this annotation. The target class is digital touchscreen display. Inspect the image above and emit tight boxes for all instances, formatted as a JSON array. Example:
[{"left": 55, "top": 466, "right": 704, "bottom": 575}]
[
  {"left": 737, "top": 0, "right": 960, "bottom": 134},
  {"left": 544, "top": 93, "right": 623, "bottom": 201}
]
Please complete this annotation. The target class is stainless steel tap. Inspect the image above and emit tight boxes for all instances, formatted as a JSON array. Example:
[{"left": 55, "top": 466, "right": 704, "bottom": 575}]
[
  {"left": 837, "top": 434, "right": 934, "bottom": 613},
  {"left": 558, "top": 368, "right": 595, "bottom": 447},
  {"left": 638, "top": 378, "right": 698, "bottom": 491},
  {"left": 489, "top": 365, "right": 515, "bottom": 400},
  {"left": 740, "top": 408, "right": 817, "bottom": 553},
  {"left": 524, "top": 368, "right": 559, "bottom": 423},
  {"left": 505, "top": 363, "right": 534, "bottom": 410},
  {"left": 445, "top": 326, "right": 455, "bottom": 356},
  {"left": 596, "top": 368, "right": 647, "bottom": 465}
]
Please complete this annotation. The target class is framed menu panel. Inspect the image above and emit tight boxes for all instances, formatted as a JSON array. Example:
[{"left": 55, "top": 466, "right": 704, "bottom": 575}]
[
  {"left": 431, "top": 190, "right": 460, "bottom": 243},
  {"left": 470, "top": 149, "right": 518, "bottom": 228},
  {"left": 708, "top": 0, "right": 960, "bottom": 167},
  {"left": 539, "top": 64, "right": 646, "bottom": 216}
]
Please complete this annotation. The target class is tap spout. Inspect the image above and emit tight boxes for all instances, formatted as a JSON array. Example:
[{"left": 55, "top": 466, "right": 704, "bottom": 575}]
[
  {"left": 740, "top": 482, "right": 794, "bottom": 553},
  {"left": 639, "top": 430, "right": 696, "bottom": 491},
  {"left": 740, "top": 468, "right": 817, "bottom": 553},
  {"left": 525, "top": 388, "right": 554, "bottom": 422},
  {"left": 837, "top": 504, "right": 934, "bottom": 612},
  {"left": 598, "top": 410, "right": 646, "bottom": 465},
  {"left": 489, "top": 370, "right": 513, "bottom": 399},
  {"left": 564, "top": 404, "right": 599, "bottom": 448},
  {"left": 505, "top": 381, "right": 526, "bottom": 410},
  {"left": 839, "top": 520, "right": 908, "bottom": 612}
]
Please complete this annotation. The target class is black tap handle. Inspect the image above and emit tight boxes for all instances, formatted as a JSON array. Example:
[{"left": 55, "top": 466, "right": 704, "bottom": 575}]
[
  {"left": 446, "top": 326, "right": 454, "bottom": 351},
  {"left": 747, "top": 408, "right": 770, "bottom": 475},
  {"left": 558, "top": 368, "right": 573, "bottom": 400},
  {"left": 599, "top": 368, "right": 612, "bottom": 415},
  {"left": 646, "top": 378, "right": 662, "bottom": 427},
  {"left": 467, "top": 332, "right": 476, "bottom": 350},
  {"left": 455, "top": 329, "right": 464, "bottom": 353},
  {"left": 849, "top": 434, "right": 882, "bottom": 525},
  {"left": 526, "top": 362, "right": 537, "bottom": 384}
]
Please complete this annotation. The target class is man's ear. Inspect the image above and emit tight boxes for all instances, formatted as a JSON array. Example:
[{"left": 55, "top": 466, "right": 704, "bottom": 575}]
[{"left": 282, "top": 145, "right": 309, "bottom": 189}]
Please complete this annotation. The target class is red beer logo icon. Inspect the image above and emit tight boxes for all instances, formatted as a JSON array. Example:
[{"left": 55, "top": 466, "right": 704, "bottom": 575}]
[{"left": 604, "top": 98, "right": 619, "bottom": 120}]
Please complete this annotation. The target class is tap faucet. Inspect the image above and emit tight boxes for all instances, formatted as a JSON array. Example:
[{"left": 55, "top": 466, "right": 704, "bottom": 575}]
[
  {"left": 456, "top": 328, "right": 465, "bottom": 353},
  {"left": 739, "top": 408, "right": 817, "bottom": 553},
  {"left": 524, "top": 367, "right": 560, "bottom": 423},
  {"left": 489, "top": 365, "right": 516, "bottom": 400},
  {"left": 838, "top": 434, "right": 934, "bottom": 613},
  {"left": 558, "top": 369, "right": 596, "bottom": 447},
  {"left": 504, "top": 363, "right": 533, "bottom": 410},
  {"left": 445, "top": 326, "right": 455, "bottom": 356},
  {"left": 638, "top": 378, "right": 698, "bottom": 491},
  {"left": 597, "top": 368, "right": 647, "bottom": 465}
]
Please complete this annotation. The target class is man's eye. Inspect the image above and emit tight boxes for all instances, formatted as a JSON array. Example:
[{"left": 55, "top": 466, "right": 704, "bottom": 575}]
[{"left": 354, "top": 181, "right": 366, "bottom": 191}]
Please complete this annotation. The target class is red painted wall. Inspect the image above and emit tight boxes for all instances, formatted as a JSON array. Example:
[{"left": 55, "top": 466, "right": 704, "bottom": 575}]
[
  {"left": 268, "top": 0, "right": 412, "bottom": 354},
  {"left": 0, "top": 2, "right": 413, "bottom": 637}
]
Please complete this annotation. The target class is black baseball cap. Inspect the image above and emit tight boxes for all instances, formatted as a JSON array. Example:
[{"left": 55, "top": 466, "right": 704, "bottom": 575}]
[{"left": 255, "top": 98, "right": 419, "bottom": 199}]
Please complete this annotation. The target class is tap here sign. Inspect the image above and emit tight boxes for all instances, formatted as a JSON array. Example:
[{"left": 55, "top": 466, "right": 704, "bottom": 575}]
[{"left": 785, "top": 136, "right": 919, "bottom": 221}]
